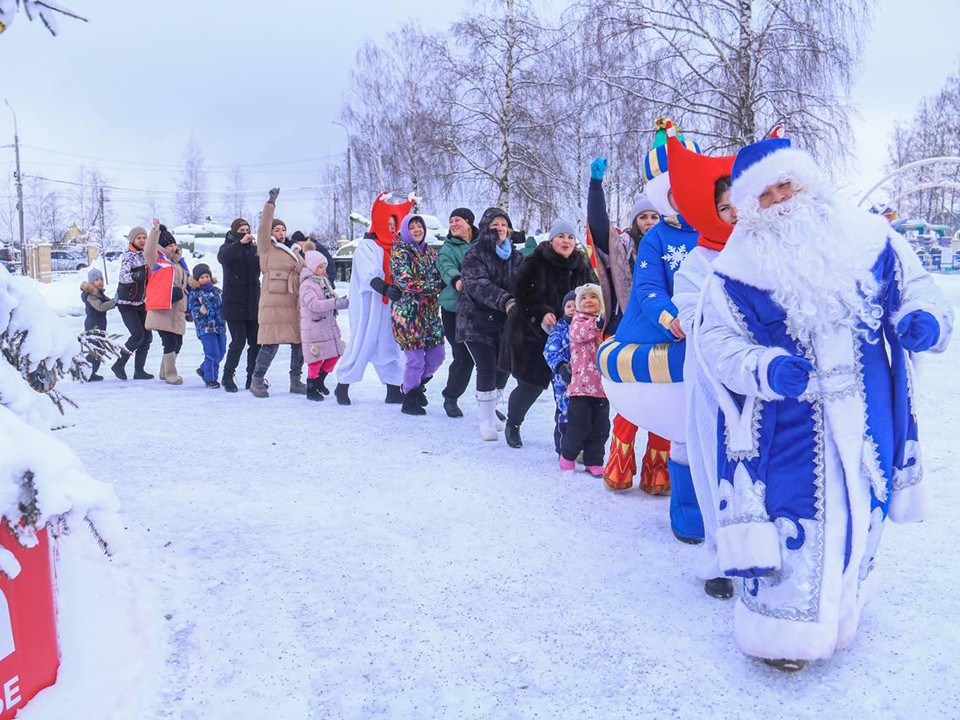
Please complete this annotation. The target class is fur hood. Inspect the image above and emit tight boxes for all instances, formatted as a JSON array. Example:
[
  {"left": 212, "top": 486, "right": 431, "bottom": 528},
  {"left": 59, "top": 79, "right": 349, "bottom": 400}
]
[{"left": 80, "top": 281, "right": 101, "bottom": 296}]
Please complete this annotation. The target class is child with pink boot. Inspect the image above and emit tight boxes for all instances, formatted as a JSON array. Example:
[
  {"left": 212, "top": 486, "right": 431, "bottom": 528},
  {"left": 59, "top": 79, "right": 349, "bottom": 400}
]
[{"left": 559, "top": 284, "right": 610, "bottom": 477}]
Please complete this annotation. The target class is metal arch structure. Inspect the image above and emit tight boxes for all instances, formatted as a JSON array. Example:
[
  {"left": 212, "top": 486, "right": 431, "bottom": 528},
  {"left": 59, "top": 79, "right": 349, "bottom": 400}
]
[{"left": 858, "top": 156, "right": 960, "bottom": 208}]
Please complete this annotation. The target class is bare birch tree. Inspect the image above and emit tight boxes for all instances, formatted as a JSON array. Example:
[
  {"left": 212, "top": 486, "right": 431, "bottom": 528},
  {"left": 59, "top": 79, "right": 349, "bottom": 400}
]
[
  {"left": 222, "top": 165, "right": 247, "bottom": 222},
  {"left": 174, "top": 136, "right": 207, "bottom": 224}
]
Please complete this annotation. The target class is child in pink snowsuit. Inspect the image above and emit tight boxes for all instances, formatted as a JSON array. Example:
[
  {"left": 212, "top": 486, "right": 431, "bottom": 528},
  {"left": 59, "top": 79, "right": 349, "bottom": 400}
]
[
  {"left": 560, "top": 284, "right": 610, "bottom": 477},
  {"left": 300, "top": 251, "right": 348, "bottom": 401}
]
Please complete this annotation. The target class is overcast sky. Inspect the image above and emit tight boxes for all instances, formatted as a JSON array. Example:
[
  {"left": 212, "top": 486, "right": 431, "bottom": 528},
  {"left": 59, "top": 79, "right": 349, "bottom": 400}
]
[{"left": 0, "top": 0, "right": 958, "bottom": 231}]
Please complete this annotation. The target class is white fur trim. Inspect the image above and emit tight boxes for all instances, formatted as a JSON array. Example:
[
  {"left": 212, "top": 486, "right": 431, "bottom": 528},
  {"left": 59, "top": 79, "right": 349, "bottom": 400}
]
[
  {"left": 644, "top": 171, "right": 673, "bottom": 217},
  {"left": 757, "top": 347, "right": 791, "bottom": 399},
  {"left": 731, "top": 148, "right": 824, "bottom": 210},
  {"left": 734, "top": 599, "right": 839, "bottom": 661},
  {"left": 888, "top": 481, "right": 931, "bottom": 524},
  {"left": 716, "top": 520, "right": 781, "bottom": 576}
]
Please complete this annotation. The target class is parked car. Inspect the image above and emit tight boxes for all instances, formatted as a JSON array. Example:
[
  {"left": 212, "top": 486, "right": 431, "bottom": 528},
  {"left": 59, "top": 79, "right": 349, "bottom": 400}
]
[
  {"left": 49, "top": 249, "right": 88, "bottom": 272},
  {"left": 0, "top": 246, "right": 19, "bottom": 273}
]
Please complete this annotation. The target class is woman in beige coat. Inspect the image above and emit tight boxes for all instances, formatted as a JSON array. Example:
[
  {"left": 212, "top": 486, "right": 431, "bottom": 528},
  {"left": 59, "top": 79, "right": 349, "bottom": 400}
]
[
  {"left": 144, "top": 218, "right": 190, "bottom": 385},
  {"left": 249, "top": 188, "right": 308, "bottom": 398}
]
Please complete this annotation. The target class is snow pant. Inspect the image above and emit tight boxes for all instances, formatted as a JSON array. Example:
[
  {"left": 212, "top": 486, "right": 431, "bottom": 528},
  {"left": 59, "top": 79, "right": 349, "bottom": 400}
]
[
  {"left": 506, "top": 379, "right": 544, "bottom": 427},
  {"left": 224, "top": 319, "right": 260, "bottom": 380},
  {"left": 118, "top": 303, "right": 152, "bottom": 354},
  {"left": 561, "top": 396, "right": 611, "bottom": 467},
  {"left": 441, "top": 308, "right": 475, "bottom": 400},
  {"left": 158, "top": 331, "right": 183, "bottom": 355},
  {"left": 403, "top": 345, "right": 445, "bottom": 394},
  {"left": 199, "top": 332, "right": 227, "bottom": 383},
  {"left": 466, "top": 339, "right": 509, "bottom": 393},
  {"left": 307, "top": 356, "right": 339, "bottom": 379},
  {"left": 553, "top": 407, "right": 567, "bottom": 455},
  {"left": 642, "top": 433, "right": 672, "bottom": 495},
  {"left": 253, "top": 343, "right": 304, "bottom": 379},
  {"left": 667, "top": 445, "right": 705, "bottom": 542}
]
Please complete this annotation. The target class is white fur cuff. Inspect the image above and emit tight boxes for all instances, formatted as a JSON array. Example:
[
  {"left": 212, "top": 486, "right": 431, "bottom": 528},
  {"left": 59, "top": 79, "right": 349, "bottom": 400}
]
[
  {"left": 731, "top": 148, "right": 822, "bottom": 209},
  {"left": 888, "top": 482, "right": 931, "bottom": 524},
  {"left": 717, "top": 520, "right": 781, "bottom": 575}
]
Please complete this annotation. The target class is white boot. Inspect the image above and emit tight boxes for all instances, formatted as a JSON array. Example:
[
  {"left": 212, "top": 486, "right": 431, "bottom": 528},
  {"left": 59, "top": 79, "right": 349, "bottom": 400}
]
[
  {"left": 477, "top": 391, "right": 499, "bottom": 441},
  {"left": 163, "top": 352, "right": 183, "bottom": 386},
  {"left": 495, "top": 388, "right": 506, "bottom": 431}
]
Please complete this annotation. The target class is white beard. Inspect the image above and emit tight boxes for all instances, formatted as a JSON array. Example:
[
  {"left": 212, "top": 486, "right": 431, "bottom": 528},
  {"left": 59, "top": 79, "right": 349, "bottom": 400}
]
[{"left": 740, "top": 193, "right": 882, "bottom": 346}]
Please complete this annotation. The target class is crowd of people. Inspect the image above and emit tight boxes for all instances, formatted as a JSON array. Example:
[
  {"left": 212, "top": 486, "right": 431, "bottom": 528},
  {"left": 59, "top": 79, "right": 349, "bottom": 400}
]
[{"left": 80, "top": 117, "right": 953, "bottom": 673}]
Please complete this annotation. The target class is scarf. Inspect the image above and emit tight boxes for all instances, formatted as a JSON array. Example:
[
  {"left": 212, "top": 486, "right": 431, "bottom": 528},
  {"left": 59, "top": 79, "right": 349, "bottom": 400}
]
[
  {"left": 495, "top": 240, "right": 512, "bottom": 260},
  {"left": 369, "top": 232, "right": 395, "bottom": 304}
]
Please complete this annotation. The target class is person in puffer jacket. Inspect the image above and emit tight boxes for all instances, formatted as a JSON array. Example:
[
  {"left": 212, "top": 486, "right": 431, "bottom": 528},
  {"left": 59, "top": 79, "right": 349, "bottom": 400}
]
[
  {"left": 543, "top": 290, "right": 576, "bottom": 456},
  {"left": 187, "top": 263, "right": 227, "bottom": 388},
  {"left": 299, "top": 250, "right": 347, "bottom": 402},
  {"left": 80, "top": 267, "right": 115, "bottom": 381}
]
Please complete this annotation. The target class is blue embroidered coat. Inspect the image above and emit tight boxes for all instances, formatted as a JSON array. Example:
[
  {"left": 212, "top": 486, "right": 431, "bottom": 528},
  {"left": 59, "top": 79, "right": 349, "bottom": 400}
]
[{"left": 697, "top": 221, "right": 953, "bottom": 662}]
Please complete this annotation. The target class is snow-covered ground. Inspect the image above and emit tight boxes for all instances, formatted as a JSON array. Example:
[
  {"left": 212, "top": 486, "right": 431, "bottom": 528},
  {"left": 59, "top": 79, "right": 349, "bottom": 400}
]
[{"left": 19, "top": 267, "right": 960, "bottom": 719}]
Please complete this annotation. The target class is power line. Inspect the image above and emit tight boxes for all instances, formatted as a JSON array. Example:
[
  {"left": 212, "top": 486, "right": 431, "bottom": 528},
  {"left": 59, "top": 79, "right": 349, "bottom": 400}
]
[{"left": 22, "top": 173, "right": 338, "bottom": 195}]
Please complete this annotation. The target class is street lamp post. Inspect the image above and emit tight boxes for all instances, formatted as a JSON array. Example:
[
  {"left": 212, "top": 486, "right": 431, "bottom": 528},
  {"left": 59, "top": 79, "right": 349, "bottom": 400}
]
[
  {"left": 332, "top": 121, "right": 353, "bottom": 241},
  {"left": 4, "top": 99, "right": 26, "bottom": 276}
]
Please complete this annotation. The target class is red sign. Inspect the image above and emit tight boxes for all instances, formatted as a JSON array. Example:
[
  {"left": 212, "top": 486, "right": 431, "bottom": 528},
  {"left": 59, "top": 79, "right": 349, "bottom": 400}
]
[{"left": 0, "top": 525, "right": 59, "bottom": 718}]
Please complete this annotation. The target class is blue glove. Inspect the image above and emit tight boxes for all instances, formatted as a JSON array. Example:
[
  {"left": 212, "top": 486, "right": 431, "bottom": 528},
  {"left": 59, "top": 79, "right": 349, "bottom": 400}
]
[
  {"left": 896, "top": 310, "right": 940, "bottom": 352},
  {"left": 766, "top": 355, "right": 813, "bottom": 398},
  {"left": 590, "top": 157, "right": 608, "bottom": 181}
]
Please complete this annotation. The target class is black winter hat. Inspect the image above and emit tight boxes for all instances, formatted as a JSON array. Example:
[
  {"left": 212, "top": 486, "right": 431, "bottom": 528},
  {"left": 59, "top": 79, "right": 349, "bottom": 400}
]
[
  {"left": 290, "top": 230, "right": 308, "bottom": 244},
  {"left": 192, "top": 263, "right": 212, "bottom": 281},
  {"left": 449, "top": 207, "right": 475, "bottom": 226},
  {"left": 158, "top": 224, "right": 177, "bottom": 248},
  {"left": 231, "top": 218, "right": 250, "bottom": 234},
  {"left": 477, "top": 207, "right": 513, "bottom": 235}
]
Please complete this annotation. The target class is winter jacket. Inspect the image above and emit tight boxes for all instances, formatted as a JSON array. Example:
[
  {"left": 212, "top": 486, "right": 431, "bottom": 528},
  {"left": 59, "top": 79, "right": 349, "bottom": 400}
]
[
  {"left": 543, "top": 317, "right": 571, "bottom": 422},
  {"left": 389, "top": 238, "right": 443, "bottom": 352},
  {"left": 587, "top": 177, "right": 640, "bottom": 334},
  {"left": 144, "top": 228, "right": 189, "bottom": 335},
  {"left": 256, "top": 201, "right": 304, "bottom": 345},
  {"left": 436, "top": 229, "right": 475, "bottom": 313},
  {"left": 503, "top": 242, "right": 595, "bottom": 389},
  {"left": 567, "top": 311, "right": 605, "bottom": 398},
  {"left": 299, "top": 267, "right": 345, "bottom": 363},
  {"left": 217, "top": 230, "right": 261, "bottom": 322},
  {"left": 456, "top": 231, "right": 523, "bottom": 347},
  {"left": 116, "top": 245, "right": 147, "bottom": 306},
  {"left": 80, "top": 282, "right": 115, "bottom": 332},
  {"left": 187, "top": 279, "right": 226, "bottom": 337}
]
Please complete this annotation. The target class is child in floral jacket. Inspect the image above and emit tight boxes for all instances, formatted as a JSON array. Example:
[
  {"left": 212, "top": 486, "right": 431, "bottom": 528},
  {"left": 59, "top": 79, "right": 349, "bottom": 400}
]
[
  {"left": 187, "top": 264, "right": 227, "bottom": 388},
  {"left": 543, "top": 290, "right": 577, "bottom": 456},
  {"left": 559, "top": 284, "right": 610, "bottom": 477}
]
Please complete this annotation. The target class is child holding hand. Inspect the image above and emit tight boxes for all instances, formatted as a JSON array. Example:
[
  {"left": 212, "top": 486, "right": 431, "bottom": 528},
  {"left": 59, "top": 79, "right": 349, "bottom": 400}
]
[
  {"left": 188, "top": 263, "right": 227, "bottom": 388},
  {"left": 559, "top": 284, "right": 610, "bottom": 477}
]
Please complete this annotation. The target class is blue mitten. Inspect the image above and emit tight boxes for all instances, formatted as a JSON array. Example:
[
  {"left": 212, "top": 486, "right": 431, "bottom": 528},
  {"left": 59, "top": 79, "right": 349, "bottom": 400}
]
[
  {"left": 767, "top": 355, "right": 813, "bottom": 398},
  {"left": 590, "top": 157, "right": 608, "bottom": 181},
  {"left": 896, "top": 310, "right": 940, "bottom": 352}
]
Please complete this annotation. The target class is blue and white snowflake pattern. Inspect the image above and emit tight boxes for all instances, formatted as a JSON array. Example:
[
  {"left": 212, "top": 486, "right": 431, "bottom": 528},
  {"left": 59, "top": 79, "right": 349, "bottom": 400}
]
[
  {"left": 647, "top": 292, "right": 657, "bottom": 299},
  {"left": 661, "top": 244, "right": 688, "bottom": 271},
  {"left": 638, "top": 260, "right": 648, "bottom": 269}
]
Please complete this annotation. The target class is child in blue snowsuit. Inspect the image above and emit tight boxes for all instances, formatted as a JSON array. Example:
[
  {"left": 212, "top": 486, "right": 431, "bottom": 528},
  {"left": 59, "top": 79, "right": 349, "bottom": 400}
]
[
  {"left": 187, "top": 263, "right": 227, "bottom": 388},
  {"left": 543, "top": 290, "right": 577, "bottom": 456}
]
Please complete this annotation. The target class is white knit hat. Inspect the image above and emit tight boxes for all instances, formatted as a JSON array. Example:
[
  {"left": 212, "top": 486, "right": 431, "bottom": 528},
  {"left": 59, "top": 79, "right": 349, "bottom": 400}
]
[{"left": 575, "top": 283, "right": 604, "bottom": 314}]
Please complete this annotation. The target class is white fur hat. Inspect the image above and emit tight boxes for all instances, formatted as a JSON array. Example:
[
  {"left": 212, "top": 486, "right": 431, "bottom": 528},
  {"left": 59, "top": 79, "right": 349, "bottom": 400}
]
[{"left": 575, "top": 283, "right": 604, "bottom": 314}]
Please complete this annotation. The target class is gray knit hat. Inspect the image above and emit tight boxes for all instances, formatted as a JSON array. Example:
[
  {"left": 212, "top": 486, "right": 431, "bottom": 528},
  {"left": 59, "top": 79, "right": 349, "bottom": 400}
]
[
  {"left": 547, "top": 219, "right": 577, "bottom": 240},
  {"left": 127, "top": 226, "right": 147, "bottom": 246},
  {"left": 626, "top": 194, "right": 657, "bottom": 226},
  {"left": 87, "top": 268, "right": 103, "bottom": 283}
]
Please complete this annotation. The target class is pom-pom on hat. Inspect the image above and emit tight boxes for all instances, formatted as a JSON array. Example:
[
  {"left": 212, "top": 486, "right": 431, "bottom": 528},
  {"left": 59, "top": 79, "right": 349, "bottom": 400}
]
[
  {"left": 303, "top": 250, "right": 329, "bottom": 273},
  {"left": 575, "top": 283, "right": 605, "bottom": 314},
  {"left": 192, "top": 263, "right": 212, "bottom": 281},
  {"left": 642, "top": 117, "right": 700, "bottom": 183}
]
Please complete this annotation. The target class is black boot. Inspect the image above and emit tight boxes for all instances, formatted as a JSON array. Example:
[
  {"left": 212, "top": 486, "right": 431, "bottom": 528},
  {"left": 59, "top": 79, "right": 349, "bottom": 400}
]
[
  {"left": 306, "top": 377, "right": 324, "bottom": 402},
  {"left": 505, "top": 423, "right": 523, "bottom": 448},
  {"left": 401, "top": 388, "right": 426, "bottom": 416},
  {"left": 704, "top": 577, "right": 734, "bottom": 599},
  {"left": 111, "top": 349, "right": 131, "bottom": 380},
  {"left": 335, "top": 383, "right": 351, "bottom": 406},
  {"left": 416, "top": 375, "right": 432, "bottom": 407},
  {"left": 385, "top": 384, "right": 404, "bottom": 404},
  {"left": 222, "top": 373, "right": 238, "bottom": 393},
  {"left": 245, "top": 372, "right": 253, "bottom": 390},
  {"left": 316, "top": 370, "right": 331, "bottom": 396},
  {"left": 443, "top": 397, "right": 463, "bottom": 418},
  {"left": 133, "top": 346, "right": 154, "bottom": 380}
]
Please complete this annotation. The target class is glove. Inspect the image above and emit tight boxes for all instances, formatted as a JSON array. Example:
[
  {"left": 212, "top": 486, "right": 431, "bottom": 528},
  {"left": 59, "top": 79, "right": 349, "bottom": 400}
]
[
  {"left": 896, "top": 310, "right": 940, "bottom": 352},
  {"left": 766, "top": 355, "right": 813, "bottom": 398},
  {"left": 557, "top": 362, "right": 572, "bottom": 384},
  {"left": 334, "top": 296, "right": 349, "bottom": 310},
  {"left": 370, "top": 277, "right": 401, "bottom": 302},
  {"left": 590, "top": 157, "right": 608, "bottom": 181},
  {"left": 267, "top": 187, "right": 280, "bottom": 204}
]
